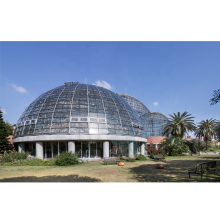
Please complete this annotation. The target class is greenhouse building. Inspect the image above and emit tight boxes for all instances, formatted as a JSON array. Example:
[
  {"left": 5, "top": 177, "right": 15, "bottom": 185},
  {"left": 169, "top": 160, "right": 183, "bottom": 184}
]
[
  {"left": 13, "top": 81, "right": 168, "bottom": 159},
  {"left": 13, "top": 82, "right": 148, "bottom": 160}
]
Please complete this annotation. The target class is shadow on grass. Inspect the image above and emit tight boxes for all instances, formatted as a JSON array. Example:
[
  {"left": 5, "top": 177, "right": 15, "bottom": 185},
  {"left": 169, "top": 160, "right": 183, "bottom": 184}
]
[
  {"left": 128, "top": 159, "right": 220, "bottom": 182},
  {"left": 0, "top": 174, "right": 101, "bottom": 182}
]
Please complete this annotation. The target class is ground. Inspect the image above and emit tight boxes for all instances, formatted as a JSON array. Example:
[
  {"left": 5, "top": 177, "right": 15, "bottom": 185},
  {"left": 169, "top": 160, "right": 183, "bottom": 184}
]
[{"left": 0, "top": 154, "right": 220, "bottom": 182}]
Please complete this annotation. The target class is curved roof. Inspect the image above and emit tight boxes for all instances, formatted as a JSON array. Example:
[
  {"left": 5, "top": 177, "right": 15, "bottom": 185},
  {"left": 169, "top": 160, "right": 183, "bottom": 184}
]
[
  {"left": 117, "top": 94, "right": 168, "bottom": 119},
  {"left": 117, "top": 93, "right": 151, "bottom": 114},
  {"left": 150, "top": 111, "right": 168, "bottom": 120},
  {"left": 14, "top": 83, "right": 146, "bottom": 138}
]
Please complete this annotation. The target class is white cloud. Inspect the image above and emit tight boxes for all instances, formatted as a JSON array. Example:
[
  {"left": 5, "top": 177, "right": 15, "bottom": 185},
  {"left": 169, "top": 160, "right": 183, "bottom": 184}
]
[
  {"left": 153, "top": 102, "right": 158, "bottom": 107},
  {"left": 10, "top": 84, "right": 27, "bottom": 93},
  {"left": 94, "top": 80, "right": 113, "bottom": 90},
  {"left": 1, "top": 109, "right": 7, "bottom": 115}
]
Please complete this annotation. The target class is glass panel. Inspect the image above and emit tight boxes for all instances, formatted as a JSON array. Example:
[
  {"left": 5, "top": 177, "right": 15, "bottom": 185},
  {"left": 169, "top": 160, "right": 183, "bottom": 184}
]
[
  {"left": 53, "top": 142, "right": 58, "bottom": 158},
  {"left": 59, "top": 141, "right": 67, "bottom": 154},
  {"left": 97, "top": 141, "right": 103, "bottom": 158},
  {"left": 89, "top": 128, "right": 98, "bottom": 134},
  {"left": 110, "top": 141, "right": 129, "bottom": 157},
  {"left": 75, "top": 141, "right": 81, "bottom": 158},
  {"left": 45, "top": 142, "right": 52, "bottom": 158},
  {"left": 90, "top": 118, "right": 97, "bottom": 122},
  {"left": 90, "top": 142, "right": 96, "bottom": 158},
  {"left": 32, "top": 143, "right": 36, "bottom": 156},
  {"left": 82, "top": 141, "right": 88, "bottom": 158},
  {"left": 25, "top": 143, "right": 32, "bottom": 153}
]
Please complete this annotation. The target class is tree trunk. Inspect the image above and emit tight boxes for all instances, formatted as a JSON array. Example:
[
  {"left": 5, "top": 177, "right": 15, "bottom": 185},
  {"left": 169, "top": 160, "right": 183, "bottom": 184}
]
[{"left": 206, "top": 139, "right": 208, "bottom": 151}]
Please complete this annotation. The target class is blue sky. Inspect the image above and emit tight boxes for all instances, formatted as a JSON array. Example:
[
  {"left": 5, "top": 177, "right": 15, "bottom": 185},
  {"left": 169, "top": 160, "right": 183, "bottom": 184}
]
[{"left": 0, "top": 42, "right": 219, "bottom": 130}]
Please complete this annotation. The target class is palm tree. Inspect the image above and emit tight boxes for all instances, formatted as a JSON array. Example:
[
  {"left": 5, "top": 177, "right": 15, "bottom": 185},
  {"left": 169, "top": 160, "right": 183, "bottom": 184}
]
[
  {"left": 196, "top": 119, "right": 218, "bottom": 151},
  {"left": 214, "top": 122, "right": 220, "bottom": 142},
  {"left": 162, "top": 111, "right": 196, "bottom": 138}
]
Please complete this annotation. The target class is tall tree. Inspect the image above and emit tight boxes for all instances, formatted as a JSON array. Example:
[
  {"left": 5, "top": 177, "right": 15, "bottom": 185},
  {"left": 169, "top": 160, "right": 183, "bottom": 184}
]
[
  {"left": 195, "top": 119, "right": 218, "bottom": 151},
  {"left": 162, "top": 111, "right": 196, "bottom": 138},
  {"left": 0, "top": 109, "right": 12, "bottom": 154},
  {"left": 215, "top": 122, "right": 220, "bottom": 142},
  {"left": 210, "top": 89, "right": 220, "bottom": 105},
  {"left": 5, "top": 121, "right": 13, "bottom": 135}
]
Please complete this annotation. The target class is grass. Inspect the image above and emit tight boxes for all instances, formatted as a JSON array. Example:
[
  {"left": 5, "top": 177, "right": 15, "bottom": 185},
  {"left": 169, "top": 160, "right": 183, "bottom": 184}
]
[{"left": 0, "top": 154, "right": 220, "bottom": 182}]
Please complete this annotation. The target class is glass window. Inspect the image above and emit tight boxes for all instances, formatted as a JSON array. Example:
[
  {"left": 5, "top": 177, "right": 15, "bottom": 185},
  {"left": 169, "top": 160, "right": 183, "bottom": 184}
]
[
  {"left": 82, "top": 142, "right": 88, "bottom": 158},
  {"left": 53, "top": 142, "right": 58, "bottom": 158},
  {"left": 89, "top": 128, "right": 99, "bottom": 134},
  {"left": 90, "top": 118, "right": 97, "bottom": 122},
  {"left": 75, "top": 141, "right": 81, "bottom": 158},
  {"left": 71, "top": 118, "right": 78, "bottom": 122},
  {"left": 90, "top": 142, "right": 96, "bottom": 158},
  {"left": 59, "top": 141, "right": 67, "bottom": 154}
]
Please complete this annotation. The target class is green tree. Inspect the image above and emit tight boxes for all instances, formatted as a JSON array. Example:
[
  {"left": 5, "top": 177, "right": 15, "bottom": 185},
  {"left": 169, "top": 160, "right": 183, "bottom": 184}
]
[
  {"left": 162, "top": 111, "right": 196, "bottom": 138},
  {"left": 0, "top": 109, "right": 12, "bottom": 154},
  {"left": 195, "top": 119, "right": 218, "bottom": 151},
  {"left": 160, "top": 136, "right": 189, "bottom": 156},
  {"left": 210, "top": 89, "right": 220, "bottom": 105},
  {"left": 215, "top": 122, "right": 220, "bottom": 142},
  {"left": 5, "top": 121, "right": 13, "bottom": 135}
]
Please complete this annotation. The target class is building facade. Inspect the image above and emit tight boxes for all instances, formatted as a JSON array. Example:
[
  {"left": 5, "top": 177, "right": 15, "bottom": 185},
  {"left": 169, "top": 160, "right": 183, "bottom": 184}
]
[
  {"left": 117, "top": 94, "right": 168, "bottom": 141},
  {"left": 13, "top": 82, "right": 147, "bottom": 159}
]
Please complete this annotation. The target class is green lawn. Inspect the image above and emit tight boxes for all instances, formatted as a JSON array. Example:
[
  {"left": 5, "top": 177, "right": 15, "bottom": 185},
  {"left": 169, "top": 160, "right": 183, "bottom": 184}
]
[{"left": 0, "top": 154, "right": 220, "bottom": 182}]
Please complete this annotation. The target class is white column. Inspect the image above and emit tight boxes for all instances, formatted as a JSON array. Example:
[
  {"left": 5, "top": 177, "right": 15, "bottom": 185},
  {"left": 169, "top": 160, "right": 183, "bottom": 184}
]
[
  {"left": 51, "top": 142, "right": 53, "bottom": 158},
  {"left": 103, "top": 141, "right": 109, "bottom": 158},
  {"left": 58, "top": 141, "right": 60, "bottom": 156},
  {"left": 68, "top": 141, "right": 75, "bottom": 153},
  {"left": 45, "top": 143, "right": 47, "bottom": 159},
  {"left": 128, "top": 142, "right": 134, "bottom": 158},
  {"left": 141, "top": 142, "right": 145, "bottom": 155},
  {"left": 18, "top": 143, "right": 25, "bottom": 153},
  {"left": 36, "top": 142, "right": 43, "bottom": 159},
  {"left": 155, "top": 144, "right": 158, "bottom": 150}
]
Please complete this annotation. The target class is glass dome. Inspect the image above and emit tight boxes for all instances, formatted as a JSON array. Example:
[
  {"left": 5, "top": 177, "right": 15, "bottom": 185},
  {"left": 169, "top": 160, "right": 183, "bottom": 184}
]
[
  {"left": 117, "top": 93, "right": 167, "bottom": 137},
  {"left": 14, "top": 82, "right": 146, "bottom": 138}
]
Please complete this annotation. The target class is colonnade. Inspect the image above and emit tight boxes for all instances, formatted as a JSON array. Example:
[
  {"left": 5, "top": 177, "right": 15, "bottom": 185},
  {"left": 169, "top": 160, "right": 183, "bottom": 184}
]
[{"left": 18, "top": 141, "right": 146, "bottom": 159}]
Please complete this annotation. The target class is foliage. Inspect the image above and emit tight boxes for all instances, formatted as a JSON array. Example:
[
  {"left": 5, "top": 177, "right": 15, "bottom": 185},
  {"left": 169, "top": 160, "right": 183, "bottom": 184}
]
[
  {"left": 54, "top": 152, "right": 78, "bottom": 166},
  {"left": 162, "top": 111, "right": 196, "bottom": 138},
  {"left": 210, "top": 89, "right": 220, "bottom": 105},
  {"left": 216, "top": 122, "right": 220, "bottom": 142},
  {"left": 186, "top": 139, "right": 205, "bottom": 153},
  {"left": 111, "top": 143, "right": 127, "bottom": 160},
  {"left": 0, "top": 151, "right": 29, "bottom": 164},
  {"left": 5, "top": 121, "right": 14, "bottom": 135},
  {"left": 2, "top": 158, "right": 55, "bottom": 166},
  {"left": 160, "top": 137, "right": 189, "bottom": 156},
  {"left": 147, "top": 147, "right": 166, "bottom": 159},
  {"left": 195, "top": 119, "right": 218, "bottom": 151},
  {"left": 0, "top": 109, "right": 13, "bottom": 154},
  {"left": 136, "top": 154, "right": 146, "bottom": 161},
  {"left": 124, "top": 157, "right": 136, "bottom": 162}
]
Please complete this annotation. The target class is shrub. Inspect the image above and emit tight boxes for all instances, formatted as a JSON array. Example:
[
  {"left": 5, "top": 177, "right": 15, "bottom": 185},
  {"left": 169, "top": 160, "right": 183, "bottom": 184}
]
[
  {"left": 160, "top": 137, "right": 189, "bottom": 156},
  {"left": 2, "top": 158, "right": 55, "bottom": 166},
  {"left": 0, "top": 151, "right": 29, "bottom": 164},
  {"left": 136, "top": 154, "right": 146, "bottom": 161},
  {"left": 125, "top": 157, "right": 136, "bottom": 162},
  {"left": 148, "top": 148, "right": 166, "bottom": 159},
  {"left": 55, "top": 152, "right": 78, "bottom": 166}
]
